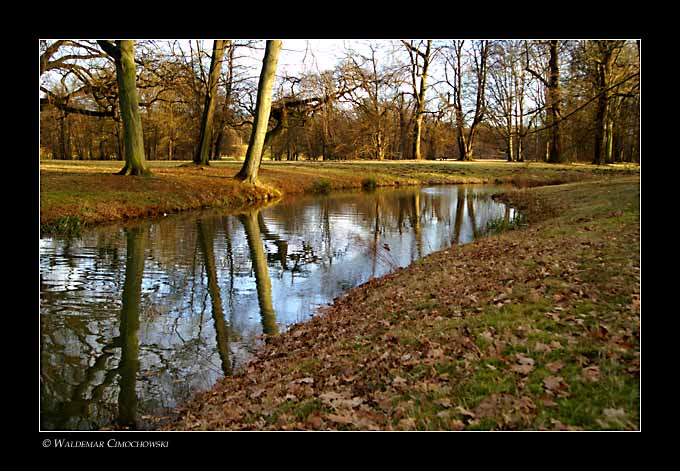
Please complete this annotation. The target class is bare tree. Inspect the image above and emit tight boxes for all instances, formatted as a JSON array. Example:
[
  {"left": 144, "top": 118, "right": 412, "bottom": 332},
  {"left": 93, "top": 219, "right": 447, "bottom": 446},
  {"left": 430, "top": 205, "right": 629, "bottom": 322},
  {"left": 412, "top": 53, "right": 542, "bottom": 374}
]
[
  {"left": 444, "top": 40, "right": 489, "bottom": 161},
  {"left": 194, "top": 40, "right": 228, "bottom": 165},
  {"left": 487, "top": 41, "right": 528, "bottom": 162},
  {"left": 590, "top": 40, "right": 627, "bottom": 165},
  {"left": 344, "top": 42, "right": 402, "bottom": 160},
  {"left": 401, "top": 40, "right": 432, "bottom": 160},
  {"left": 525, "top": 40, "right": 564, "bottom": 163}
]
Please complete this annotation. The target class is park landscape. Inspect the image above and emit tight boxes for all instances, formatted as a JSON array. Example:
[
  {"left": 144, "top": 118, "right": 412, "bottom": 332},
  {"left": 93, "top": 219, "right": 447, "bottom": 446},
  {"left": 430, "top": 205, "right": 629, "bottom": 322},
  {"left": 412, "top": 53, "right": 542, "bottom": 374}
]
[{"left": 39, "top": 39, "right": 640, "bottom": 431}]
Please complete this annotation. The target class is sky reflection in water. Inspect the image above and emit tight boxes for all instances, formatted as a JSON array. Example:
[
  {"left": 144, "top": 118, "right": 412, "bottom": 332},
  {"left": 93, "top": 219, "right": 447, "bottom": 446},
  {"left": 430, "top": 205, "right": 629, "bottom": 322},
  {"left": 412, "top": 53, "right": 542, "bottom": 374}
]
[{"left": 40, "top": 184, "right": 516, "bottom": 430}]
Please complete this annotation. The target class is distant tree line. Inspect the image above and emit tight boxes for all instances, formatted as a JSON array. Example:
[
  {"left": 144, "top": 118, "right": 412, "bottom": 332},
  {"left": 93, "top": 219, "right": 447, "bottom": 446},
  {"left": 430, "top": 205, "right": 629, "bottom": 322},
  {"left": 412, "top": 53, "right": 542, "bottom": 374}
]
[{"left": 40, "top": 39, "right": 640, "bottom": 166}]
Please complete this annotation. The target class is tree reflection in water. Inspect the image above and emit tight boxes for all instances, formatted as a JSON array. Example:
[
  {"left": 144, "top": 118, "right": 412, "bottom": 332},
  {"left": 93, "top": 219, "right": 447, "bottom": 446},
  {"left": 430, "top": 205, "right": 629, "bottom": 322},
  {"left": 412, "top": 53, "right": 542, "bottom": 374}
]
[
  {"left": 40, "top": 184, "right": 517, "bottom": 430},
  {"left": 117, "top": 226, "right": 145, "bottom": 429},
  {"left": 239, "top": 210, "right": 279, "bottom": 336}
]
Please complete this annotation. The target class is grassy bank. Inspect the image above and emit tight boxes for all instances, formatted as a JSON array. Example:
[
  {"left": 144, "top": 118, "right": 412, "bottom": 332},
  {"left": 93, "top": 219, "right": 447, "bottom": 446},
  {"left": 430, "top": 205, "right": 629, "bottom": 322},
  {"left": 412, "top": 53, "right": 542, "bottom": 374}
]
[
  {"left": 162, "top": 175, "right": 640, "bottom": 431},
  {"left": 39, "top": 159, "right": 638, "bottom": 235}
]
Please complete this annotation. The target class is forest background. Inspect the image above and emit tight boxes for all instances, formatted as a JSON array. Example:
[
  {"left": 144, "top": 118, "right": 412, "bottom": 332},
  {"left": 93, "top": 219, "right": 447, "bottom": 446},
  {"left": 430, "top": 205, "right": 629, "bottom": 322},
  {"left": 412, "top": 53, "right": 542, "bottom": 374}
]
[{"left": 39, "top": 39, "right": 640, "bottom": 167}]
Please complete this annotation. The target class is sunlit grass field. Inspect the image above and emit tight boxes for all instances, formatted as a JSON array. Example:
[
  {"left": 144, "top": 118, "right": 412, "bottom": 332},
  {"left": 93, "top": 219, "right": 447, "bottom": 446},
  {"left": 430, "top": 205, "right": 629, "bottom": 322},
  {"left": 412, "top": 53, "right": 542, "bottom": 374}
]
[{"left": 40, "top": 159, "right": 639, "bottom": 235}]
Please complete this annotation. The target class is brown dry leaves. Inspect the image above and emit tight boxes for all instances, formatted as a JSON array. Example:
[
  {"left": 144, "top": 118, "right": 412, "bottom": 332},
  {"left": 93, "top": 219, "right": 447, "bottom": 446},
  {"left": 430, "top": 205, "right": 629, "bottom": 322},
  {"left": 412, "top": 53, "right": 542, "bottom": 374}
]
[{"left": 162, "top": 178, "right": 640, "bottom": 431}]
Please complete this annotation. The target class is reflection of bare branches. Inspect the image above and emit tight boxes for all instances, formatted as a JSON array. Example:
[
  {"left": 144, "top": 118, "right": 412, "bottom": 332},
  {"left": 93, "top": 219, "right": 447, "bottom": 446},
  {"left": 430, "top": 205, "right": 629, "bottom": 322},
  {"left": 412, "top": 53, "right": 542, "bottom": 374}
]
[{"left": 352, "top": 234, "right": 399, "bottom": 271}]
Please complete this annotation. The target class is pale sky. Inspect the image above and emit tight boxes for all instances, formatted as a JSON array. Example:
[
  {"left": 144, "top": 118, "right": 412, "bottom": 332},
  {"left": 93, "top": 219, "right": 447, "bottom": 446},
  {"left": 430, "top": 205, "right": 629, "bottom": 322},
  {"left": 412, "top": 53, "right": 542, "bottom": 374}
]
[{"left": 277, "top": 39, "right": 347, "bottom": 74}]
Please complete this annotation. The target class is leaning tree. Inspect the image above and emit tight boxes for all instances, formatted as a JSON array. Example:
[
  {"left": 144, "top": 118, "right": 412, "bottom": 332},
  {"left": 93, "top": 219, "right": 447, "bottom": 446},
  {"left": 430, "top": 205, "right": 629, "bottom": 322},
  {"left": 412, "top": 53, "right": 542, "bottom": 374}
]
[{"left": 235, "top": 40, "right": 282, "bottom": 184}]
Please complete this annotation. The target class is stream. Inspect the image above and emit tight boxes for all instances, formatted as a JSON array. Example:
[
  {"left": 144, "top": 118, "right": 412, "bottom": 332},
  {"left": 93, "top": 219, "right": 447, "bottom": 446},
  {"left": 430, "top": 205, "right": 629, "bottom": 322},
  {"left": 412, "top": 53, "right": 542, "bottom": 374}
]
[{"left": 39, "top": 184, "right": 518, "bottom": 430}]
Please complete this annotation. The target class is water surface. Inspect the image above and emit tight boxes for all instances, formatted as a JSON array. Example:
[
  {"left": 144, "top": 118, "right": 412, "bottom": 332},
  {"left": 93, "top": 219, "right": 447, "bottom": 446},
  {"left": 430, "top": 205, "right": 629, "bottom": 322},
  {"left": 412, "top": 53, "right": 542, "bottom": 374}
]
[{"left": 40, "top": 184, "right": 517, "bottom": 430}]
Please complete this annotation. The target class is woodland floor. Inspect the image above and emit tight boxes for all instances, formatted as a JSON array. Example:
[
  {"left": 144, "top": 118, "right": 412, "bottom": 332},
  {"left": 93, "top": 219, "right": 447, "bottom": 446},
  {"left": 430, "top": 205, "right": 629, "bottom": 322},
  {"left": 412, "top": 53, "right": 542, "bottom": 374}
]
[
  {"left": 158, "top": 175, "right": 640, "bottom": 431},
  {"left": 39, "top": 159, "right": 639, "bottom": 236}
]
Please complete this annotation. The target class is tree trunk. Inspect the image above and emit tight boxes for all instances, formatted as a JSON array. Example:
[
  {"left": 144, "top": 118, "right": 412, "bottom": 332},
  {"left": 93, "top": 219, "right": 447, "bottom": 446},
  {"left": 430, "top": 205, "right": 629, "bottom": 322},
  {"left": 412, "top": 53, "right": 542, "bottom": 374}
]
[
  {"left": 100, "top": 40, "right": 152, "bottom": 176},
  {"left": 547, "top": 40, "right": 564, "bottom": 164},
  {"left": 456, "top": 120, "right": 473, "bottom": 161},
  {"left": 453, "top": 41, "right": 488, "bottom": 161},
  {"left": 593, "top": 43, "right": 615, "bottom": 165},
  {"left": 194, "top": 40, "right": 227, "bottom": 166},
  {"left": 506, "top": 131, "right": 514, "bottom": 162},
  {"left": 412, "top": 113, "right": 424, "bottom": 160},
  {"left": 517, "top": 131, "right": 524, "bottom": 162},
  {"left": 398, "top": 92, "right": 409, "bottom": 160},
  {"left": 412, "top": 41, "right": 431, "bottom": 160},
  {"left": 58, "top": 113, "right": 70, "bottom": 160},
  {"left": 235, "top": 40, "right": 282, "bottom": 184}
]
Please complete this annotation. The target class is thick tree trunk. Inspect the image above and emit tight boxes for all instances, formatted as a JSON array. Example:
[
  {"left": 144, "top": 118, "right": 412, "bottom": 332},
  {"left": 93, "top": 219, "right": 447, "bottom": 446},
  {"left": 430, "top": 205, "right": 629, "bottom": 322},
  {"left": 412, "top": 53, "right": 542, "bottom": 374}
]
[
  {"left": 58, "top": 113, "right": 70, "bottom": 160},
  {"left": 546, "top": 41, "right": 564, "bottom": 164},
  {"left": 593, "top": 43, "right": 615, "bottom": 165},
  {"left": 455, "top": 107, "right": 469, "bottom": 161},
  {"left": 412, "top": 113, "right": 424, "bottom": 160},
  {"left": 506, "top": 131, "right": 514, "bottom": 162},
  {"left": 235, "top": 40, "right": 282, "bottom": 184},
  {"left": 412, "top": 41, "right": 431, "bottom": 160},
  {"left": 102, "top": 40, "right": 151, "bottom": 176},
  {"left": 517, "top": 130, "right": 524, "bottom": 162},
  {"left": 194, "top": 40, "right": 227, "bottom": 166}
]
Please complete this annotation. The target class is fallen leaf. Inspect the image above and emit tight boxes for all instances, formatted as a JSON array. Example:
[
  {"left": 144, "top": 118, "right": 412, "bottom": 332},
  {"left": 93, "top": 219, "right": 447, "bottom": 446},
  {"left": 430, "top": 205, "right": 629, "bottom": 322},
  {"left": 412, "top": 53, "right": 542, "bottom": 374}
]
[
  {"left": 326, "top": 412, "right": 355, "bottom": 425},
  {"left": 449, "top": 419, "right": 465, "bottom": 431},
  {"left": 546, "top": 361, "right": 565, "bottom": 373},
  {"left": 392, "top": 376, "right": 408, "bottom": 388},
  {"left": 455, "top": 406, "right": 476, "bottom": 418},
  {"left": 515, "top": 353, "right": 535, "bottom": 366},
  {"left": 319, "top": 391, "right": 363, "bottom": 410},
  {"left": 397, "top": 418, "right": 417, "bottom": 430},
  {"left": 603, "top": 408, "right": 626, "bottom": 419},
  {"left": 549, "top": 418, "right": 581, "bottom": 431},
  {"left": 511, "top": 363, "right": 534, "bottom": 375},
  {"left": 426, "top": 347, "right": 446, "bottom": 361},
  {"left": 435, "top": 398, "right": 453, "bottom": 408},
  {"left": 543, "top": 376, "right": 564, "bottom": 392},
  {"left": 480, "top": 330, "right": 494, "bottom": 341},
  {"left": 582, "top": 365, "right": 601, "bottom": 382},
  {"left": 221, "top": 406, "right": 243, "bottom": 422},
  {"left": 306, "top": 415, "right": 324, "bottom": 430}
]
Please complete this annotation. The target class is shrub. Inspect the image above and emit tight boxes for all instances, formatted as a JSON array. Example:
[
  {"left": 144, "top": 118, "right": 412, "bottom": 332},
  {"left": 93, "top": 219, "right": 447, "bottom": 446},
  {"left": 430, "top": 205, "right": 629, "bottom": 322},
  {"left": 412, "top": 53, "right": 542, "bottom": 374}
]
[
  {"left": 44, "top": 215, "right": 85, "bottom": 237},
  {"left": 310, "top": 180, "right": 331, "bottom": 194},
  {"left": 361, "top": 177, "right": 377, "bottom": 191}
]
